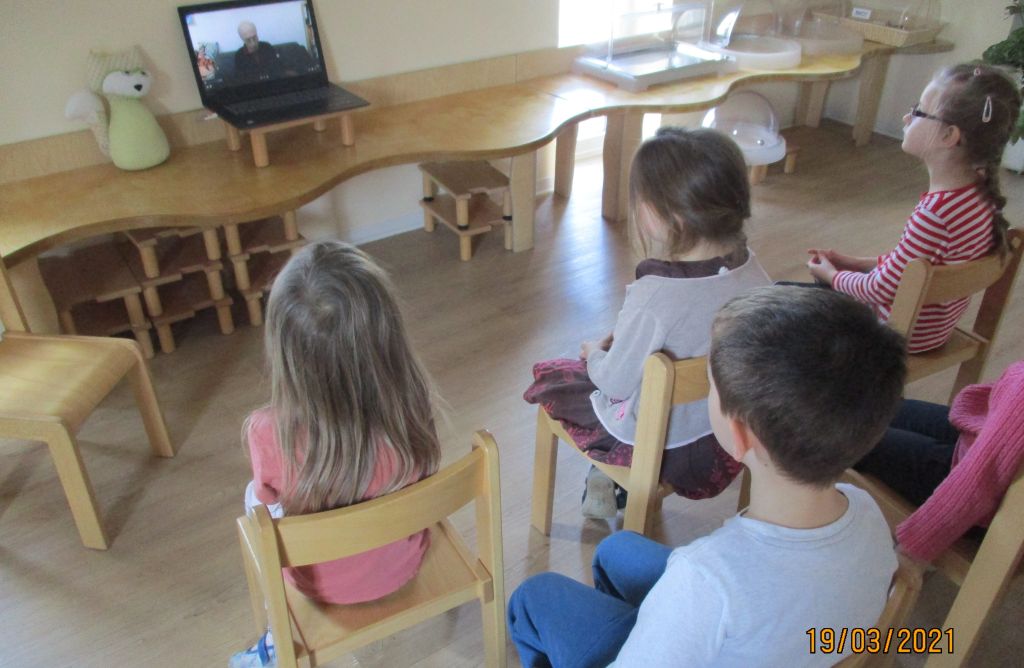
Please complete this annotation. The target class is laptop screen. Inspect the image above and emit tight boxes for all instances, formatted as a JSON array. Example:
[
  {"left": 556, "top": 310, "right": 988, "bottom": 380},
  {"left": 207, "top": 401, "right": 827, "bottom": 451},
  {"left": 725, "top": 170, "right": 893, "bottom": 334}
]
[{"left": 179, "top": 0, "right": 325, "bottom": 102}]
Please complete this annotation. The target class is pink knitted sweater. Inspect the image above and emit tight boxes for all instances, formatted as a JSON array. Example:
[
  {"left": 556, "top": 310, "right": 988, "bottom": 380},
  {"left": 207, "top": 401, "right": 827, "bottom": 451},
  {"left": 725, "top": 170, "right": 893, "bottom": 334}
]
[{"left": 897, "top": 361, "right": 1024, "bottom": 561}]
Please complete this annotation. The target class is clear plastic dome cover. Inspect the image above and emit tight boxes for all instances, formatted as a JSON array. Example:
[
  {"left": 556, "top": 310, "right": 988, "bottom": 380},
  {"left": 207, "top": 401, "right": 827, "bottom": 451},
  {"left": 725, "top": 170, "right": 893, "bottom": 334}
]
[
  {"left": 705, "top": 0, "right": 780, "bottom": 47},
  {"left": 842, "top": 0, "right": 941, "bottom": 30},
  {"left": 702, "top": 91, "right": 786, "bottom": 165},
  {"left": 773, "top": 1, "right": 863, "bottom": 55},
  {"left": 702, "top": 0, "right": 803, "bottom": 70}
]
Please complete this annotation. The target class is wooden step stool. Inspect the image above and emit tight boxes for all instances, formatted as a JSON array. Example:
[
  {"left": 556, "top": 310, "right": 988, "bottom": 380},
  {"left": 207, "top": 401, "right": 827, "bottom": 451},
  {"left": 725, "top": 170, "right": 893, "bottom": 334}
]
[
  {"left": 120, "top": 229, "right": 234, "bottom": 353},
  {"left": 38, "top": 241, "right": 155, "bottom": 358},
  {"left": 223, "top": 214, "right": 306, "bottom": 326},
  {"left": 419, "top": 161, "right": 511, "bottom": 261}
]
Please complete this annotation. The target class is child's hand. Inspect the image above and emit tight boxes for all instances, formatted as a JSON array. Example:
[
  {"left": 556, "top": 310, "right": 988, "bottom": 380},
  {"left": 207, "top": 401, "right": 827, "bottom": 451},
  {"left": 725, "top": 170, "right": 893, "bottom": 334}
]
[
  {"left": 806, "top": 249, "right": 874, "bottom": 273},
  {"left": 807, "top": 251, "right": 838, "bottom": 285},
  {"left": 580, "top": 333, "right": 614, "bottom": 359}
]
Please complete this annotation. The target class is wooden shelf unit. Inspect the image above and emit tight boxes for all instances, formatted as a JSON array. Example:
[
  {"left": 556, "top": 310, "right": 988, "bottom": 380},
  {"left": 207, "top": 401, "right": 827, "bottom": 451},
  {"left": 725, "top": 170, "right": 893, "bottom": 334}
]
[
  {"left": 223, "top": 214, "right": 306, "bottom": 326},
  {"left": 120, "top": 229, "right": 234, "bottom": 353},
  {"left": 148, "top": 271, "right": 234, "bottom": 354},
  {"left": 37, "top": 241, "right": 154, "bottom": 358},
  {"left": 419, "top": 161, "right": 512, "bottom": 261}
]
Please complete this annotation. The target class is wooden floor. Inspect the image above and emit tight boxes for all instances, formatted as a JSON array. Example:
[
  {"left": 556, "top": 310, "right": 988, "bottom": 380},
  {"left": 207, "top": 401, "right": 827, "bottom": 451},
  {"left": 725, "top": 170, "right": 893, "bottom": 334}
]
[{"left": 2, "top": 121, "right": 1023, "bottom": 667}]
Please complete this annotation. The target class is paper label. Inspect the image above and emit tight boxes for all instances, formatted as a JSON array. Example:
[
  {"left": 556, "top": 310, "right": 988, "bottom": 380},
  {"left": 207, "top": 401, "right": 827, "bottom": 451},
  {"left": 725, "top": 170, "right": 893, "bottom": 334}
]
[{"left": 851, "top": 7, "right": 873, "bottom": 20}]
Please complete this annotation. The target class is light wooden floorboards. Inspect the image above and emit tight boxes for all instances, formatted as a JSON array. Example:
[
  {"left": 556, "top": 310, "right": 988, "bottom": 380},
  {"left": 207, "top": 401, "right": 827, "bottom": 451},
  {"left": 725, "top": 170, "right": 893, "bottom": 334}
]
[{"left": 1, "top": 121, "right": 1022, "bottom": 667}]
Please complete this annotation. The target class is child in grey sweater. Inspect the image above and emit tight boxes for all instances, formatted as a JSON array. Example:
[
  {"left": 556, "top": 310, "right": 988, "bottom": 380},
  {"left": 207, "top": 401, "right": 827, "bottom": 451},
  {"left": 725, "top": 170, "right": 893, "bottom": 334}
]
[{"left": 524, "top": 127, "right": 769, "bottom": 517}]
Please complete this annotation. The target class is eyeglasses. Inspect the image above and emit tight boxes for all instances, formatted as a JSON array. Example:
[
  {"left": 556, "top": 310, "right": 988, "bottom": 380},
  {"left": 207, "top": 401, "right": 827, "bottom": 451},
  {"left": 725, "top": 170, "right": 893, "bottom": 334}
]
[{"left": 910, "top": 103, "right": 951, "bottom": 124}]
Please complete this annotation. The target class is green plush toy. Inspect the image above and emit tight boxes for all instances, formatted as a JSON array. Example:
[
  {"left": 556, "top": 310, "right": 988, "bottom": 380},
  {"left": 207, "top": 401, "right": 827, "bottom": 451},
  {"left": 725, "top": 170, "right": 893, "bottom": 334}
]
[{"left": 65, "top": 47, "right": 170, "bottom": 171}]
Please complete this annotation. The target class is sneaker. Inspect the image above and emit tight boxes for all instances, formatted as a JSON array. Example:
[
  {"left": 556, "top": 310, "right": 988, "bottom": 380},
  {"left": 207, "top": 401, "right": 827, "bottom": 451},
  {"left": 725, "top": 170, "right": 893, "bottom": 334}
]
[
  {"left": 229, "top": 630, "right": 276, "bottom": 668},
  {"left": 581, "top": 466, "right": 618, "bottom": 519}
]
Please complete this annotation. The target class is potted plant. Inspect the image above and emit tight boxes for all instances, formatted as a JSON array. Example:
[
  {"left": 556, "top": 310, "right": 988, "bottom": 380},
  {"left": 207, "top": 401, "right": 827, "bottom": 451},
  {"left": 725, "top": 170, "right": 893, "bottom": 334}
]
[{"left": 983, "top": 0, "right": 1024, "bottom": 170}]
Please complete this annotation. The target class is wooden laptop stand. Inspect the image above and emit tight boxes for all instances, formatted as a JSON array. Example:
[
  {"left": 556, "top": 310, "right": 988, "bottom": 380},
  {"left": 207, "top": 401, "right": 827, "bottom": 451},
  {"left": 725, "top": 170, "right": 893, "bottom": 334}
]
[{"left": 224, "top": 111, "right": 355, "bottom": 167}]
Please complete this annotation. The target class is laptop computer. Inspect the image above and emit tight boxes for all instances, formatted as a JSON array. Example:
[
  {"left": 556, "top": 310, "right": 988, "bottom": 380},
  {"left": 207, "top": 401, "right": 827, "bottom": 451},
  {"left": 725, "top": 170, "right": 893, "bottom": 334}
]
[{"left": 177, "top": 0, "right": 368, "bottom": 129}]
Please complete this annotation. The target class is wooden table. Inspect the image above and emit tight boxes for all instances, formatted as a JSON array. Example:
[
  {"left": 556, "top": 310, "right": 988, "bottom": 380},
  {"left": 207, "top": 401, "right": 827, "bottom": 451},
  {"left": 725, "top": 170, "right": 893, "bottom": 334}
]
[{"left": 0, "top": 41, "right": 950, "bottom": 333}]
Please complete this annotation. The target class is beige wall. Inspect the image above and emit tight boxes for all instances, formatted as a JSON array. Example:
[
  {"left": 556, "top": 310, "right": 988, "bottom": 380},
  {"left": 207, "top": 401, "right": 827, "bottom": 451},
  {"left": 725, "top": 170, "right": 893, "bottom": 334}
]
[{"left": 0, "top": 0, "right": 558, "bottom": 145}]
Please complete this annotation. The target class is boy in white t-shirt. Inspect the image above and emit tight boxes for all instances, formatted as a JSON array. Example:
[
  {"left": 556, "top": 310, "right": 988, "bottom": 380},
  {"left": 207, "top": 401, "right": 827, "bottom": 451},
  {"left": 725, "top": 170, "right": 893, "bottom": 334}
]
[{"left": 508, "top": 286, "right": 907, "bottom": 668}]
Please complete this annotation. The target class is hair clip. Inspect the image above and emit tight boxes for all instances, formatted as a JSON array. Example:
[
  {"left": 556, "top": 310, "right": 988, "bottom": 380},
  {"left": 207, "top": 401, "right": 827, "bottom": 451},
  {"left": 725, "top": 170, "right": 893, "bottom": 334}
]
[{"left": 983, "top": 95, "right": 994, "bottom": 123}]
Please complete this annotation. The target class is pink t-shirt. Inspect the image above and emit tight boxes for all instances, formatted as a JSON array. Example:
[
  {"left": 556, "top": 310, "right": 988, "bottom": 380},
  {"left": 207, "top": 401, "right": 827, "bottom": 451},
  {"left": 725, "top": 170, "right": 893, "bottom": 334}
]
[{"left": 247, "top": 408, "right": 429, "bottom": 604}]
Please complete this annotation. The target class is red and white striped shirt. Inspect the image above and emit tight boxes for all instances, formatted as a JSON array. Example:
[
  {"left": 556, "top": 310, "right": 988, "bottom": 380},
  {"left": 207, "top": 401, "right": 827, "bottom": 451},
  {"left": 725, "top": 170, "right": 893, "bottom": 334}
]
[{"left": 833, "top": 184, "right": 994, "bottom": 353}]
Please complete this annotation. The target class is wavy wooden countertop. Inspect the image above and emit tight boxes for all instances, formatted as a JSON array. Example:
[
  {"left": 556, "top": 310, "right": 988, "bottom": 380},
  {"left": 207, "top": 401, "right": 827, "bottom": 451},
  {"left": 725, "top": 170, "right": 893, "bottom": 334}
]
[{"left": 0, "top": 49, "right": 884, "bottom": 266}]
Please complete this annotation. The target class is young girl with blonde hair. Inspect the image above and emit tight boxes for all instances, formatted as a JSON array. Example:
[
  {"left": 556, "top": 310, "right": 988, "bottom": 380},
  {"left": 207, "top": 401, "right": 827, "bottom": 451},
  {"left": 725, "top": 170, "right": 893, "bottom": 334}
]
[
  {"left": 808, "top": 63, "right": 1021, "bottom": 353},
  {"left": 232, "top": 240, "right": 441, "bottom": 668},
  {"left": 524, "top": 127, "right": 771, "bottom": 518}
]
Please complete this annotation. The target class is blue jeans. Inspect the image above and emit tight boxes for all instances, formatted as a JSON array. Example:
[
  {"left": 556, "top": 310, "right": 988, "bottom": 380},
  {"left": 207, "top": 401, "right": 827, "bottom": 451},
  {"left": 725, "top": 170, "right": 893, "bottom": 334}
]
[
  {"left": 507, "top": 532, "right": 671, "bottom": 668},
  {"left": 854, "top": 399, "right": 958, "bottom": 506}
]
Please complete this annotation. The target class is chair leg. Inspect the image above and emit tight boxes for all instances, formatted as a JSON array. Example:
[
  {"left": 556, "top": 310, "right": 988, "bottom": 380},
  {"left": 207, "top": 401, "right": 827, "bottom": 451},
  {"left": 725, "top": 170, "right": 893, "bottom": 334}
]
[
  {"left": 622, "top": 486, "right": 653, "bottom": 535},
  {"left": 127, "top": 354, "right": 174, "bottom": 458},
  {"left": 530, "top": 410, "right": 558, "bottom": 536},
  {"left": 481, "top": 585, "right": 508, "bottom": 668},
  {"left": 737, "top": 466, "right": 751, "bottom": 512},
  {"left": 45, "top": 427, "right": 108, "bottom": 550}
]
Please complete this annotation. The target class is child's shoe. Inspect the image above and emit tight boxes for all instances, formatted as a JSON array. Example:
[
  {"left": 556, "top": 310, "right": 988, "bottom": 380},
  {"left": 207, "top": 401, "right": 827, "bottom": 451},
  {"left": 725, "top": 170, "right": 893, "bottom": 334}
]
[
  {"left": 581, "top": 466, "right": 618, "bottom": 519},
  {"left": 229, "top": 630, "right": 276, "bottom": 668}
]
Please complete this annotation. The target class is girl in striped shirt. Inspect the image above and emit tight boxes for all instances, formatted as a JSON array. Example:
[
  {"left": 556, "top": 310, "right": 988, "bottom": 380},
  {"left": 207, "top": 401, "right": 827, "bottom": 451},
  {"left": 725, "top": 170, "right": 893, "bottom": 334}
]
[{"left": 807, "top": 64, "right": 1021, "bottom": 353}]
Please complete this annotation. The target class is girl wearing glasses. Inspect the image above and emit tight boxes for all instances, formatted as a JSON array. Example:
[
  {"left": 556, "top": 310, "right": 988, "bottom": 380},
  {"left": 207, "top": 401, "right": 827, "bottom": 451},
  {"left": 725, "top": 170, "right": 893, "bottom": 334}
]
[{"left": 806, "top": 63, "right": 1020, "bottom": 353}]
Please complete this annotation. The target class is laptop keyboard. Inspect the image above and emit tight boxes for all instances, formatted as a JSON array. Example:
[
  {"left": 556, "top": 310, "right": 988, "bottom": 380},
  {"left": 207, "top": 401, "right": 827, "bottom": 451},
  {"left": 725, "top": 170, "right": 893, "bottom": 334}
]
[{"left": 226, "top": 88, "right": 332, "bottom": 115}]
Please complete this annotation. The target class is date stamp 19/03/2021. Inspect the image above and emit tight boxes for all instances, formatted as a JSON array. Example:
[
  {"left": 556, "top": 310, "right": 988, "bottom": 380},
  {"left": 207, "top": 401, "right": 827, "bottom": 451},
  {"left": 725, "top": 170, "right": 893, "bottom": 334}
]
[{"left": 807, "top": 627, "right": 954, "bottom": 655}]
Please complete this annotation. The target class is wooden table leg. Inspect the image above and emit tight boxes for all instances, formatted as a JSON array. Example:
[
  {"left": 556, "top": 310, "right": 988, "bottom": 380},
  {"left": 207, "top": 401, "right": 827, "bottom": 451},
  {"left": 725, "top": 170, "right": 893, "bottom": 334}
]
[
  {"left": 340, "top": 114, "right": 355, "bottom": 146},
  {"left": 602, "top": 111, "right": 643, "bottom": 222},
  {"left": 224, "top": 121, "right": 242, "bottom": 151},
  {"left": 796, "top": 80, "right": 829, "bottom": 128},
  {"left": 853, "top": 53, "right": 891, "bottom": 147},
  {"left": 510, "top": 151, "right": 537, "bottom": 252},
  {"left": 554, "top": 123, "right": 579, "bottom": 199},
  {"left": 250, "top": 132, "right": 270, "bottom": 168}
]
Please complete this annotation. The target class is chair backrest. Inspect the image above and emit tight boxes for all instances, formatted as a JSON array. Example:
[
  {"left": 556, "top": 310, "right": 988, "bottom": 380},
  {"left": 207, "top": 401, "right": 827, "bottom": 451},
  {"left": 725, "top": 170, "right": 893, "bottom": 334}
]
[
  {"left": 888, "top": 228, "right": 1023, "bottom": 337},
  {"left": 237, "top": 431, "right": 503, "bottom": 666},
  {"left": 623, "top": 354, "right": 710, "bottom": 530},
  {"left": 834, "top": 553, "right": 925, "bottom": 667}
]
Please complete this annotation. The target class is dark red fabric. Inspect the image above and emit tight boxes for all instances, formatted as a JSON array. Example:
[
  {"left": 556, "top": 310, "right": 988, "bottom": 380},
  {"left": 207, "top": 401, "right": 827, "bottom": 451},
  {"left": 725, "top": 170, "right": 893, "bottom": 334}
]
[{"left": 524, "top": 358, "right": 742, "bottom": 500}]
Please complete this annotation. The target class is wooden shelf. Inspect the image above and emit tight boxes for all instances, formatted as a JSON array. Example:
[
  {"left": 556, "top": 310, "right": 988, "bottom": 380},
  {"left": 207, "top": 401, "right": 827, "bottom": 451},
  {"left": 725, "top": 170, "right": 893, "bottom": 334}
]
[
  {"left": 38, "top": 241, "right": 140, "bottom": 309},
  {"left": 67, "top": 301, "right": 154, "bottom": 359},
  {"left": 229, "top": 217, "right": 307, "bottom": 257},
  {"left": 419, "top": 161, "right": 509, "bottom": 196},
  {"left": 151, "top": 272, "right": 233, "bottom": 327},
  {"left": 421, "top": 193, "right": 505, "bottom": 237},
  {"left": 237, "top": 250, "right": 293, "bottom": 327}
]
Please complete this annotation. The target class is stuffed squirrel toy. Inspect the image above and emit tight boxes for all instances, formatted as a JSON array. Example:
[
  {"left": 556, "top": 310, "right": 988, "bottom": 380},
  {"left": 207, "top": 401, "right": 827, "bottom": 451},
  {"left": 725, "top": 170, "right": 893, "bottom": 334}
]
[{"left": 65, "top": 47, "right": 170, "bottom": 171}]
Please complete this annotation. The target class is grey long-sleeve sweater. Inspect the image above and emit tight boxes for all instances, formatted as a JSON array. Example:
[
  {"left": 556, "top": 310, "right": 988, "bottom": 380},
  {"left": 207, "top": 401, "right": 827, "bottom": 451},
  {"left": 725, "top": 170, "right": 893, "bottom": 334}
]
[{"left": 587, "top": 250, "right": 770, "bottom": 447}]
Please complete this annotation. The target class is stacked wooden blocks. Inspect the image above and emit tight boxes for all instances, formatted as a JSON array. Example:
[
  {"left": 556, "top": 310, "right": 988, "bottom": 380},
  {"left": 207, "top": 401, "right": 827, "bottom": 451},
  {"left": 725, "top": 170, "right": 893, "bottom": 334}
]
[
  {"left": 121, "top": 227, "right": 234, "bottom": 354},
  {"left": 224, "top": 212, "right": 307, "bottom": 327},
  {"left": 419, "top": 161, "right": 511, "bottom": 261},
  {"left": 38, "top": 241, "right": 155, "bottom": 358}
]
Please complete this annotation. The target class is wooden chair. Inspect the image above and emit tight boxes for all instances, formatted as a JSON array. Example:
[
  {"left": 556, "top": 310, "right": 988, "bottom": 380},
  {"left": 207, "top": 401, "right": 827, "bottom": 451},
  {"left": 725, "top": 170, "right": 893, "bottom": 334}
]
[
  {"left": 531, "top": 353, "right": 708, "bottom": 536},
  {"left": 834, "top": 553, "right": 925, "bottom": 668},
  {"left": 843, "top": 467, "right": 1024, "bottom": 668},
  {"left": 236, "top": 430, "right": 506, "bottom": 668},
  {"left": 889, "top": 228, "right": 1023, "bottom": 402},
  {"left": 0, "top": 255, "right": 174, "bottom": 550}
]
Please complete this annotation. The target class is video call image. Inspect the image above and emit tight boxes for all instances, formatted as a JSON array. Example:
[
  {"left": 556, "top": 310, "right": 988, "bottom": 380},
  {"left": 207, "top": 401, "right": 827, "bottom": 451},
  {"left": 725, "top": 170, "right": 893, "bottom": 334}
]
[{"left": 184, "top": 1, "right": 321, "bottom": 89}]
